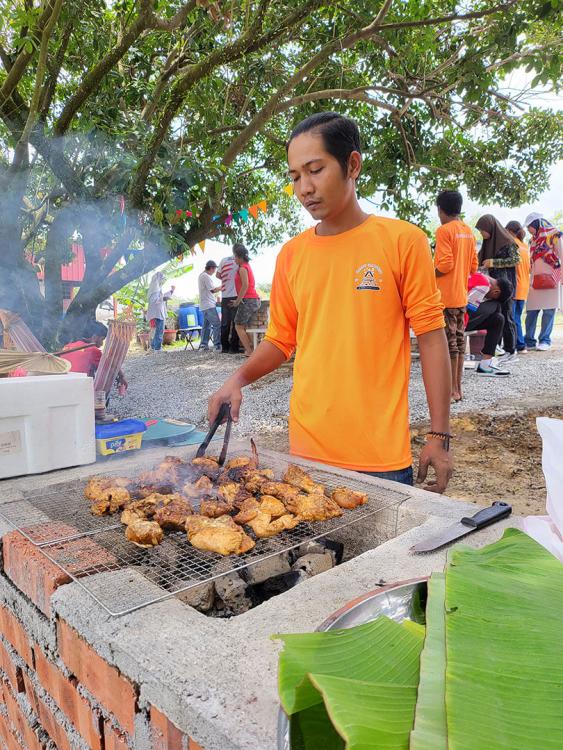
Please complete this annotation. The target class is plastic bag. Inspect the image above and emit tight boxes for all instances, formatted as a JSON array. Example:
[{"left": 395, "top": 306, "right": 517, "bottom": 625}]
[{"left": 522, "top": 418, "right": 563, "bottom": 561}]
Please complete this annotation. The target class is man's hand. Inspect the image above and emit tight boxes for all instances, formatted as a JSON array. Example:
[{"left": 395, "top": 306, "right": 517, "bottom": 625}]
[
  {"left": 208, "top": 381, "right": 243, "bottom": 423},
  {"left": 482, "top": 259, "right": 493, "bottom": 269},
  {"left": 417, "top": 437, "right": 453, "bottom": 493},
  {"left": 229, "top": 299, "right": 241, "bottom": 308}
]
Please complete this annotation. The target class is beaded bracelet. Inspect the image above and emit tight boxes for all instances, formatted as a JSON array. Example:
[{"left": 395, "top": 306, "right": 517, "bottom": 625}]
[{"left": 426, "top": 431, "right": 452, "bottom": 451}]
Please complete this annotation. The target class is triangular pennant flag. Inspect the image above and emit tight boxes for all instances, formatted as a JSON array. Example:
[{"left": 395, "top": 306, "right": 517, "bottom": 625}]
[
  {"left": 283, "top": 183, "right": 294, "bottom": 196},
  {"left": 225, "top": 213, "right": 233, "bottom": 227},
  {"left": 198, "top": 240, "right": 206, "bottom": 252},
  {"left": 239, "top": 209, "right": 249, "bottom": 222},
  {"left": 257, "top": 200, "right": 267, "bottom": 213},
  {"left": 248, "top": 204, "right": 259, "bottom": 219}
]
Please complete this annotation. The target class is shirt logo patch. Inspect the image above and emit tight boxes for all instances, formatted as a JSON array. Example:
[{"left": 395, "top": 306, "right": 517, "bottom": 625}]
[{"left": 355, "top": 263, "right": 383, "bottom": 291}]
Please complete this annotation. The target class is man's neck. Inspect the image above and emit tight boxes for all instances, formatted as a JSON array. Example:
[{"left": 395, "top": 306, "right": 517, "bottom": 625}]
[
  {"left": 440, "top": 214, "right": 460, "bottom": 225},
  {"left": 315, "top": 199, "right": 370, "bottom": 237}
]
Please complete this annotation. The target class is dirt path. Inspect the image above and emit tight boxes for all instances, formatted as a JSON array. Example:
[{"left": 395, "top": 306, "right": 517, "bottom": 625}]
[{"left": 412, "top": 405, "right": 563, "bottom": 515}]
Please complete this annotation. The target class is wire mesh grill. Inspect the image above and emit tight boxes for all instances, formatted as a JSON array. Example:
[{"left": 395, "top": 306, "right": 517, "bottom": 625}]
[{"left": 0, "top": 448, "right": 408, "bottom": 616}]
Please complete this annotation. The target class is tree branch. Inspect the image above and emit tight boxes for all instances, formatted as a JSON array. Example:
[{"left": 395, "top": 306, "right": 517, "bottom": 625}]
[
  {"left": 377, "top": 0, "right": 519, "bottom": 31},
  {"left": 53, "top": 9, "right": 151, "bottom": 135},
  {"left": 39, "top": 18, "right": 74, "bottom": 119},
  {"left": 277, "top": 88, "right": 397, "bottom": 114},
  {"left": 147, "top": 0, "right": 197, "bottom": 31}
]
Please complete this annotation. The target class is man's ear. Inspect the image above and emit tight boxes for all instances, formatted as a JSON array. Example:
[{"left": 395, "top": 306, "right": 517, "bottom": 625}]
[{"left": 348, "top": 151, "right": 362, "bottom": 181}]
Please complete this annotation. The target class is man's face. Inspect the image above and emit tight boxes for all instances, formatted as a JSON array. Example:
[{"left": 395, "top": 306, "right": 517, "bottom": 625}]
[
  {"left": 206, "top": 266, "right": 216, "bottom": 275},
  {"left": 287, "top": 132, "right": 359, "bottom": 221}
]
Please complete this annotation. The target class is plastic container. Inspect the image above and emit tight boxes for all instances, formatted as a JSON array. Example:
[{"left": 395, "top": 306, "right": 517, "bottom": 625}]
[
  {"left": 0, "top": 373, "right": 96, "bottom": 478},
  {"left": 95, "top": 418, "right": 147, "bottom": 456},
  {"left": 177, "top": 305, "right": 198, "bottom": 329}
]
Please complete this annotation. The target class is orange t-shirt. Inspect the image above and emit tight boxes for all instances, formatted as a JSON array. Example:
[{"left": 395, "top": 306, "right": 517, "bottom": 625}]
[
  {"left": 264, "top": 215, "right": 445, "bottom": 472},
  {"left": 434, "top": 220, "right": 478, "bottom": 308},
  {"left": 514, "top": 238, "right": 530, "bottom": 301}
]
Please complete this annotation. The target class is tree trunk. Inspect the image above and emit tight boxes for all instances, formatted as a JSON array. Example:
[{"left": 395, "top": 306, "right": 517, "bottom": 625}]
[{"left": 42, "top": 210, "right": 69, "bottom": 346}]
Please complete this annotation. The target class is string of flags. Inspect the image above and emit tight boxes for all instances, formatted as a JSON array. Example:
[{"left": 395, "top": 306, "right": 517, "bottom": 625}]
[{"left": 118, "top": 183, "right": 296, "bottom": 255}]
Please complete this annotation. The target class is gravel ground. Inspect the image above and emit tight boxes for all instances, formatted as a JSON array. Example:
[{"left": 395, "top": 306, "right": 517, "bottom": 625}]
[{"left": 113, "top": 326, "right": 563, "bottom": 440}]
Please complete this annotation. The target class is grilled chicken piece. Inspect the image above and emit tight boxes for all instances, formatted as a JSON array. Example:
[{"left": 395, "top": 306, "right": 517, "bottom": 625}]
[
  {"left": 284, "top": 493, "right": 343, "bottom": 522},
  {"left": 183, "top": 475, "right": 214, "bottom": 498},
  {"left": 191, "top": 456, "right": 222, "bottom": 480},
  {"left": 259, "top": 481, "right": 301, "bottom": 503},
  {"left": 90, "top": 487, "right": 131, "bottom": 515},
  {"left": 331, "top": 487, "right": 368, "bottom": 509},
  {"left": 246, "top": 511, "right": 300, "bottom": 538},
  {"left": 134, "top": 483, "right": 175, "bottom": 499},
  {"left": 125, "top": 520, "right": 164, "bottom": 548},
  {"left": 139, "top": 463, "right": 180, "bottom": 487},
  {"left": 199, "top": 498, "right": 233, "bottom": 518},
  {"left": 154, "top": 498, "right": 194, "bottom": 530},
  {"left": 192, "top": 457, "right": 219, "bottom": 468},
  {"left": 84, "top": 476, "right": 131, "bottom": 501},
  {"left": 233, "top": 495, "right": 286, "bottom": 525},
  {"left": 121, "top": 494, "right": 174, "bottom": 522},
  {"left": 244, "top": 469, "right": 275, "bottom": 494},
  {"left": 185, "top": 515, "right": 255, "bottom": 556},
  {"left": 120, "top": 507, "right": 146, "bottom": 526},
  {"left": 283, "top": 465, "right": 325, "bottom": 495},
  {"left": 217, "top": 481, "right": 252, "bottom": 509}
]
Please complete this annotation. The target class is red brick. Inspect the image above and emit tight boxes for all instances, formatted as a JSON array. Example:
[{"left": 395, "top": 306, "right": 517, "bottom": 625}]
[
  {"left": 0, "top": 708, "right": 23, "bottom": 750},
  {"left": 57, "top": 619, "right": 137, "bottom": 735},
  {"left": 34, "top": 692, "right": 73, "bottom": 750},
  {"left": 103, "top": 723, "right": 132, "bottom": 749},
  {"left": 0, "top": 639, "right": 24, "bottom": 694},
  {"left": 150, "top": 705, "right": 188, "bottom": 750},
  {"left": 3, "top": 531, "right": 71, "bottom": 617},
  {"left": 0, "top": 605, "right": 33, "bottom": 667},
  {"left": 189, "top": 739, "right": 205, "bottom": 750},
  {"left": 2, "top": 679, "right": 42, "bottom": 750},
  {"left": 34, "top": 646, "right": 103, "bottom": 750}
]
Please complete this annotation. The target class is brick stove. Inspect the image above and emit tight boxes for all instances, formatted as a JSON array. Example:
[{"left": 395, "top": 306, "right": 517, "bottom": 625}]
[{"left": 0, "top": 441, "right": 515, "bottom": 750}]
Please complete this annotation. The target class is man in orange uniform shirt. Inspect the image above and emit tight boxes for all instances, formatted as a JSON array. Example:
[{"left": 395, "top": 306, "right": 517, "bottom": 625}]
[
  {"left": 209, "top": 113, "right": 453, "bottom": 491},
  {"left": 506, "top": 220, "right": 531, "bottom": 353},
  {"left": 434, "top": 190, "right": 478, "bottom": 403}
]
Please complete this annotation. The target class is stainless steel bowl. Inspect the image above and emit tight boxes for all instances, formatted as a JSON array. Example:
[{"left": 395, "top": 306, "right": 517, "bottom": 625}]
[{"left": 276, "top": 578, "right": 428, "bottom": 750}]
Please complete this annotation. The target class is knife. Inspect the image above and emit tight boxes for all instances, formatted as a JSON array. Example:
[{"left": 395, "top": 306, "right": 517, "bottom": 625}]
[{"left": 410, "top": 501, "right": 512, "bottom": 553}]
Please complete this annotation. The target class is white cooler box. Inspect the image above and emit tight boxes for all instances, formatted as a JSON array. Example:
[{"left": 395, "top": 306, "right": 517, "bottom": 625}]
[{"left": 0, "top": 373, "right": 96, "bottom": 478}]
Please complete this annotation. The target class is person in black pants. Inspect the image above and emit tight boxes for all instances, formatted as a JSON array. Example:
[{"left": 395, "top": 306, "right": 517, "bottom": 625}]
[
  {"left": 466, "top": 276, "right": 513, "bottom": 376},
  {"left": 476, "top": 215, "right": 519, "bottom": 363},
  {"left": 217, "top": 255, "right": 241, "bottom": 353}
]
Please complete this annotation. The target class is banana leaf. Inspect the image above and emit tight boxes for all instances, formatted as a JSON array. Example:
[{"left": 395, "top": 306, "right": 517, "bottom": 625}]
[
  {"left": 410, "top": 573, "right": 447, "bottom": 750},
  {"left": 445, "top": 528, "right": 563, "bottom": 749},
  {"left": 276, "top": 616, "right": 424, "bottom": 749}
]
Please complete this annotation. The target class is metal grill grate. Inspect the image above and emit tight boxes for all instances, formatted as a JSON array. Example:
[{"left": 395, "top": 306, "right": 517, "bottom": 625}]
[{"left": 0, "top": 448, "right": 408, "bottom": 616}]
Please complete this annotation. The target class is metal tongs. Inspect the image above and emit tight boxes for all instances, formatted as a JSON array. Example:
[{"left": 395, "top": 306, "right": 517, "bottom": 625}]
[{"left": 195, "top": 402, "right": 233, "bottom": 466}]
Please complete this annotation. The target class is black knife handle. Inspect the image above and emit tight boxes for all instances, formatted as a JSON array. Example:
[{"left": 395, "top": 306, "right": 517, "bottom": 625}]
[{"left": 460, "top": 501, "right": 512, "bottom": 529}]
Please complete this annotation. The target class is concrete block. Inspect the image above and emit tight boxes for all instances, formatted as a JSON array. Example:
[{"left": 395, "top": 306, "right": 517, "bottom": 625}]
[
  {"left": 244, "top": 554, "right": 291, "bottom": 585},
  {"left": 175, "top": 581, "right": 215, "bottom": 612},
  {"left": 291, "top": 552, "right": 333, "bottom": 578}
]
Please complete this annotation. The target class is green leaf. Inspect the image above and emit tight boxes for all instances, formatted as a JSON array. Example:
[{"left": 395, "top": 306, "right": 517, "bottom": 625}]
[
  {"left": 445, "top": 529, "right": 563, "bottom": 750},
  {"left": 276, "top": 616, "right": 424, "bottom": 715},
  {"left": 410, "top": 573, "right": 447, "bottom": 750},
  {"left": 309, "top": 674, "right": 419, "bottom": 750},
  {"left": 290, "top": 704, "right": 344, "bottom": 750}
]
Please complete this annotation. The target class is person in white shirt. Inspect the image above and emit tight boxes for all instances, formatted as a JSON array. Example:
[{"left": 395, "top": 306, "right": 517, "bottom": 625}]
[
  {"left": 147, "top": 272, "right": 175, "bottom": 351},
  {"left": 217, "top": 253, "right": 241, "bottom": 353},
  {"left": 198, "top": 260, "right": 222, "bottom": 351}
]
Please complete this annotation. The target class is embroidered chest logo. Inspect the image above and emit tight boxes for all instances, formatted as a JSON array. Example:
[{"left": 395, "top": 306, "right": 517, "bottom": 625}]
[{"left": 355, "top": 263, "right": 383, "bottom": 291}]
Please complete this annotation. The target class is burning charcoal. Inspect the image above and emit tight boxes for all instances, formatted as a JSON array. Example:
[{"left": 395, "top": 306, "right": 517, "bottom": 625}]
[
  {"left": 214, "top": 572, "right": 252, "bottom": 615},
  {"left": 249, "top": 571, "right": 302, "bottom": 603},
  {"left": 175, "top": 581, "right": 215, "bottom": 612},
  {"left": 292, "top": 538, "right": 344, "bottom": 565},
  {"left": 241, "top": 553, "right": 292, "bottom": 586}
]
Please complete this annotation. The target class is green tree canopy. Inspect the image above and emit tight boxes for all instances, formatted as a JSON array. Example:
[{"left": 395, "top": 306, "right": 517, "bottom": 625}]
[{"left": 0, "top": 0, "right": 561, "bottom": 343}]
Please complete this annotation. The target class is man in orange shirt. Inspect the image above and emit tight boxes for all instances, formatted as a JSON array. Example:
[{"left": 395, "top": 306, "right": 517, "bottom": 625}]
[
  {"left": 434, "top": 190, "right": 478, "bottom": 403},
  {"left": 209, "top": 113, "right": 453, "bottom": 491},
  {"left": 506, "top": 221, "right": 531, "bottom": 353}
]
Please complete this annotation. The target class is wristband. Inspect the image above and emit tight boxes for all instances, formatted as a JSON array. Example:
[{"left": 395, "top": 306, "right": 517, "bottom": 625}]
[{"left": 426, "top": 431, "right": 452, "bottom": 451}]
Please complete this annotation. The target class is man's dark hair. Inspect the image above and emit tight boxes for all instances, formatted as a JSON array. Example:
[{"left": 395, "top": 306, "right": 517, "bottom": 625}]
[
  {"left": 287, "top": 112, "right": 361, "bottom": 176},
  {"left": 233, "top": 243, "right": 249, "bottom": 263},
  {"left": 436, "top": 190, "right": 463, "bottom": 216},
  {"left": 84, "top": 320, "right": 108, "bottom": 340},
  {"left": 496, "top": 277, "right": 513, "bottom": 303},
  {"left": 205, "top": 260, "right": 217, "bottom": 270}
]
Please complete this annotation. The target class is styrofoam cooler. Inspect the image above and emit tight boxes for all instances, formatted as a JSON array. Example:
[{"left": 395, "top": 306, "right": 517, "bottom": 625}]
[{"left": 0, "top": 373, "right": 96, "bottom": 478}]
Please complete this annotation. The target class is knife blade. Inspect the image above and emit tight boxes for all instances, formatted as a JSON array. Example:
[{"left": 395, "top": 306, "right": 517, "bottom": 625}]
[{"left": 410, "top": 501, "right": 512, "bottom": 553}]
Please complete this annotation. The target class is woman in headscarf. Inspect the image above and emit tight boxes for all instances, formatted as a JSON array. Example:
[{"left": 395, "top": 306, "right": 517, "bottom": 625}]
[
  {"left": 476, "top": 214, "right": 520, "bottom": 364},
  {"left": 147, "top": 271, "right": 175, "bottom": 351},
  {"left": 506, "top": 220, "right": 530, "bottom": 353},
  {"left": 524, "top": 212, "right": 562, "bottom": 351}
]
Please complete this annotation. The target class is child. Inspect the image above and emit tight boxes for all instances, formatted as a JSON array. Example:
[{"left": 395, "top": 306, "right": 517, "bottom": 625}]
[{"left": 61, "top": 321, "right": 128, "bottom": 394}]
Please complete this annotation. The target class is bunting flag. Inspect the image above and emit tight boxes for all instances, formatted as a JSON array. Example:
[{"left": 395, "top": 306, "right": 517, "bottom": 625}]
[
  {"left": 248, "top": 204, "right": 259, "bottom": 219},
  {"left": 283, "top": 183, "right": 294, "bottom": 196},
  {"left": 198, "top": 240, "right": 206, "bottom": 252},
  {"left": 239, "top": 208, "right": 249, "bottom": 222},
  {"left": 225, "top": 213, "right": 233, "bottom": 227},
  {"left": 257, "top": 200, "right": 267, "bottom": 213}
]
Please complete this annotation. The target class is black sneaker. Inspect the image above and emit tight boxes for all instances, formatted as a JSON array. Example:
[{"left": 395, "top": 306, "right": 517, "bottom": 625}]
[{"left": 476, "top": 364, "right": 509, "bottom": 376}]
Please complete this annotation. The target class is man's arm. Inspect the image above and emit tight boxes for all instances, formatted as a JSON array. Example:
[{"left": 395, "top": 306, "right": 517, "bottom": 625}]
[
  {"left": 208, "top": 342, "right": 286, "bottom": 422},
  {"left": 417, "top": 328, "right": 453, "bottom": 493},
  {"left": 434, "top": 228, "right": 454, "bottom": 277}
]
